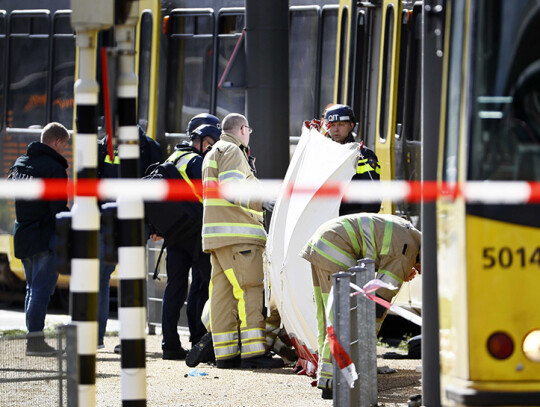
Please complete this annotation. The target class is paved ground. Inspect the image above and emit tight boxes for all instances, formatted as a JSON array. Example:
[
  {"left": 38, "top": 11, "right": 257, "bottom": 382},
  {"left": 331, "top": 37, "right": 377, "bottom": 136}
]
[{"left": 0, "top": 305, "right": 422, "bottom": 406}]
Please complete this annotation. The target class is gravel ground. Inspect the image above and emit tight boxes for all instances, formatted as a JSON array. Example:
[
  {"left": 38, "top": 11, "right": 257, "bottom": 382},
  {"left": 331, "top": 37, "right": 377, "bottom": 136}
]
[{"left": 94, "top": 333, "right": 421, "bottom": 407}]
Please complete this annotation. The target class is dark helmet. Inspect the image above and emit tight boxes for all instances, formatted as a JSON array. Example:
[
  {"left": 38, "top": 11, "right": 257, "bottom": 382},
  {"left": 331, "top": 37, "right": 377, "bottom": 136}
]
[
  {"left": 324, "top": 104, "right": 356, "bottom": 124},
  {"left": 189, "top": 124, "right": 221, "bottom": 142},
  {"left": 186, "top": 113, "right": 221, "bottom": 134}
]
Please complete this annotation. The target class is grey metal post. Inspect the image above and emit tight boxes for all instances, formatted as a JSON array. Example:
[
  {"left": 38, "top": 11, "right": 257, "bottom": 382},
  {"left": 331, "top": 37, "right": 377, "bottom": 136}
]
[
  {"left": 358, "top": 258, "right": 378, "bottom": 406},
  {"left": 65, "top": 324, "right": 79, "bottom": 407},
  {"left": 333, "top": 271, "right": 352, "bottom": 406},
  {"left": 245, "top": 0, "right": 289, "bottom": 179},
  {"left": 422, "top": 1, "right": 443, "bottom": 405}
]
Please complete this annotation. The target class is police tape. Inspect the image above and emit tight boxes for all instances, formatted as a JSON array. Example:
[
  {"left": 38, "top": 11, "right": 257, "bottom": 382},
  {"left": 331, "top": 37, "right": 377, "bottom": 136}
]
[
  {"left": 350, "top": 280, "right": 422, "bottom": 327},
  {"left": 325, "top": 279, "right": 421, "bottom": 389},
  {"left": 1, "top": 179, "right": 540, "bottom": 203},
  {"left": 326, "top": 286, "right": 358, "bottom": 388}
]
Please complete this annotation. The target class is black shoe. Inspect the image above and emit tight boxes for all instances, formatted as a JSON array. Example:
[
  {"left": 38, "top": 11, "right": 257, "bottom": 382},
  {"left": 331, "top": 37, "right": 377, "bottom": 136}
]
[
  {"left": 240, "top": 354, "right": 285, "bottom": 369},
  {"left": 26, "top": 337, "right": 59, "bottom": 357},
  {"left": 321, "top": 388, "right": 333, "bottom": 400},
  {"left": 186, "top": 332, "right": 215, "bottom": 367},
  {"left": 114, "top": 344, "right": 121, "bottom": 354},
  {"left": 163, "top": 348, "right": 187, "bottom": 360},
  {"left": 216, "top": 355, "right": 241, "bottom": 369}
]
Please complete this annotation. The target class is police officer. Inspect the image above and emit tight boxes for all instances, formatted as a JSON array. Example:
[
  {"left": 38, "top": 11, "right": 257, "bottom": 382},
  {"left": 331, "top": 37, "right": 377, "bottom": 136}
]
[
  {"left": 96, "top": 124, "right": 162, "bottom": 350},
  {"left": 202, "top": 113, "right": 283, "bottom": 369},
  {"left": 300, "top": 213, "right": 421, "bottom": 399},
  {"left": 324, "top": 104, "right": 382, "bottom": 214},
  {"left": 159, "top": 119, "right": 221, "bottom": 360}
]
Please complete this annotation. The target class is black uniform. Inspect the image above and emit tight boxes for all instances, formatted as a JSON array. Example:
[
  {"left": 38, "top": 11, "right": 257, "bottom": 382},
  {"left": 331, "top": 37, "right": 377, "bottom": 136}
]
[
  {"left": 161, "top": 144, "right": 211, "bottom": 352},
  {"left": 339, "top": 134, "right": 381, "bottom": 215}
]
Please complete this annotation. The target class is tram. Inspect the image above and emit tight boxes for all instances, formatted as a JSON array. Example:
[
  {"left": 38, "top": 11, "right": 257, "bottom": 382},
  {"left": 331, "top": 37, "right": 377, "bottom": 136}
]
[
  {"left": 1, "top": 0, "right": 539, "bottom": 404},
  {"left": 436, "top": 0, "right": 540, "bottom": 404}
]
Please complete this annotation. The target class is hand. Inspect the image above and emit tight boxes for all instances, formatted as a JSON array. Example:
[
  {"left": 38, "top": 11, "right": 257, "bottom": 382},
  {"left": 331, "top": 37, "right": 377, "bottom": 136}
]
[
  {"left": 262, "top": 200, "right": 275, "bottom": 212},
  {"left": 404, "top": 268, "right": 417, "bottom": 282},
  {"left": 150, "top": 233, "right": 163, "bottom": 242}
]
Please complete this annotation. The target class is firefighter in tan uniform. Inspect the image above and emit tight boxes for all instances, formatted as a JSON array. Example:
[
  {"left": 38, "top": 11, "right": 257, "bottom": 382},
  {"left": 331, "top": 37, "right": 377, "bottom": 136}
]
[
  {"left": 201, "top": 113, "right": 284, "bottom": 369},
  {"left": 299, "top": 213, "right": 421, "bottom": 398}
]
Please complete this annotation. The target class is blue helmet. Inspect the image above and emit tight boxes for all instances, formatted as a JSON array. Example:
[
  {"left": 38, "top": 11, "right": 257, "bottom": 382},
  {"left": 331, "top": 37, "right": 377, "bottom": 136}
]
[
  {"left": 324, "top": 104, "right": 356, "bottom": 124},
  {"left": 186, "top": 113, "right": 221, "bottom": 135},
  {"left": 189, "top": 124, "right": 221, "bottom": 143}
]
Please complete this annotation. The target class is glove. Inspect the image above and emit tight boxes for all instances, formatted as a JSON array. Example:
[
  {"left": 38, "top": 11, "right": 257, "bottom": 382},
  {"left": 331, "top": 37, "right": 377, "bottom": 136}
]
[{"left": 262, "top": 200, "right": 275, "bottom": 212}]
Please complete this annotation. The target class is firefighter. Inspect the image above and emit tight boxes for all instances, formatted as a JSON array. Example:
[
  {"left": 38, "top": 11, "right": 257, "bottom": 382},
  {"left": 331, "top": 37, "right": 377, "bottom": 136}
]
[
  {"left": 159, "top": 122, "right": 221, "bottom": 360},
  {"left": 323, "top": 104, "right": 382, "bottom": 214},
  {"left": 201, "top": 113, "right": 283, "bottom": 369},
  {"left": 299, "top": 213, "right": 421, "bottom": 399}
]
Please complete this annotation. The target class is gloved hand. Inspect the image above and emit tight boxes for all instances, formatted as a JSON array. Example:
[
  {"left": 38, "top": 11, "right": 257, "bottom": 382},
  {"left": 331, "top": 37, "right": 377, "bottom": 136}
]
[{"left": 262, "top": 199, "right": 275, "bottom": 212}]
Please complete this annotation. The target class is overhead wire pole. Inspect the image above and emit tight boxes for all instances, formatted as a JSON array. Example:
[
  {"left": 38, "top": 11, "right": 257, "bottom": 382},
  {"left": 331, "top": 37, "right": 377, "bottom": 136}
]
[
  {"left": 70, "top": 1, "right": 113, "bottom": 405},
  {"left": 114, "top": 2, "right": 148, "bottom": 406}
]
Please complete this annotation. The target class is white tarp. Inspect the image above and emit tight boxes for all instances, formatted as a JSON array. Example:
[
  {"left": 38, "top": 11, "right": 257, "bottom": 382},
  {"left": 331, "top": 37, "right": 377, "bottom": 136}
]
[{"left": 265, "top": 126, "right": 359, "bottom": 361}]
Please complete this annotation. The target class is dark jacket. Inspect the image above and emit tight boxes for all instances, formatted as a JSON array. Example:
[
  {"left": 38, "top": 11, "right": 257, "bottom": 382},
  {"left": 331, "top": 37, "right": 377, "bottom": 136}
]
[
  {"left": 339, "top": 133, "right": 382, "bottom": 215},
  {"left": 9, "top": 142, "right": 69, "bottom": 259},
  {"left": 97, "top": 125, "right": 162, "bottom": 179}
]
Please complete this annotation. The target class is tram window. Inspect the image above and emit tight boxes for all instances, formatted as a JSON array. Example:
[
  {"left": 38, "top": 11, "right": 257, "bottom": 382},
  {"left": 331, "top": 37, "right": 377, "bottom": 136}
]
[
  {"left": 352, "top": 10, "right": 368, "bottom": 136},
  {"left": 7, "top": 13, "right": 50, "bottom": 128},
  {"left": 0, "top": 12, "right": 6, "bottom": 130},
  {"left": 404, "top": 8, "right": 422, "bottom": 143},
  {"left": 442, "top": 0, "right": 465, "bottom": 183},
  {"left": 318, "top": 7, "right": 338, "bottom": 115},
  {"left": 469, "top": 0, "right": 540, "bottom": 182},
  {"left": 166, "top": 12, "right": 214, "bottom": 133},
  {"left": 290, "top": 8, "right": 319, "bottom": 137},
  {"left": 337, "top": 6, "right": 349, "bottom": 103},
  {"left": 379, "top": 5, "right": 394, "bottom": 142},
  {"left": 51, "top": 12, "right": 75, "bottom": 129},
  {"left": 138, "top": 11, "right": 152, "bottom": 129},
  {"left": 216, "top": 13, "right": 245, "bottom": 120}
]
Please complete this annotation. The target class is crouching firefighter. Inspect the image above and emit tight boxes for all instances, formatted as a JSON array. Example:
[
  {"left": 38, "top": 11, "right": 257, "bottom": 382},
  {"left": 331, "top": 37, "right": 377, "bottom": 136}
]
[
  {"left": 299, "top": 213, "right": 421, "bottom": 399},
  {"left": 148, "top": 122, "right": 221, "bottom": 360}
]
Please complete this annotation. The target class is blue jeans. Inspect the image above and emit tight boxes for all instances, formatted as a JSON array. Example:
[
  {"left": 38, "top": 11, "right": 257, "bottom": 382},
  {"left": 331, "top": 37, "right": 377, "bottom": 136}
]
[
  {"left": 22, "top": 251, "right": 59, "bottom": 333},
  {"left": 98, "top": 233, "right": 116, "bottom": 344}
]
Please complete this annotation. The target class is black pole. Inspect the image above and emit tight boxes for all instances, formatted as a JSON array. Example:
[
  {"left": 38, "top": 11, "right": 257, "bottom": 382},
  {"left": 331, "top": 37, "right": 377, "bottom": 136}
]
[
  {"left": 421, "top": 1, "right": 444, "bottom": 405},
  {"left": 245, "top": 0, "right": 290, "bottom": 179}
]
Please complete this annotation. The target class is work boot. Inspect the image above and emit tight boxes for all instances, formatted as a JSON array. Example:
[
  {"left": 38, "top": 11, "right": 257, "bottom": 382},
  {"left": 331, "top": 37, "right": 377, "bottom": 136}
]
[
  {"left": 162, "top": 347, "right": 187, "bottom": 360},
  {"left": 240, "top": 353, "right": 285, "bottom": 369},
  {"left": 321, "top": 388, "right": 333, "bottom": 400},
  {"left": 186, "top": 332, "right": 215, "bottom": 367},
  {"left": 216, "top": 355, "right": 241, "bottom": 369},
  {"left": 26, "top": 335, "right": 59, "bottom": 357}
]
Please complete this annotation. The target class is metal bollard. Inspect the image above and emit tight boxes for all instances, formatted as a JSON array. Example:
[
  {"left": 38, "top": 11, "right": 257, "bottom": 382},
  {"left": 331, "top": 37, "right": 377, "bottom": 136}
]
[
  {"left": 333, "top": 271, "right": 353, "bottom": 406},
  {"left": 333, "top": 259, "right": 378, "bottom": 406},
  {"left": 356, "top": 259, "right": 377, "bottom": 406}
]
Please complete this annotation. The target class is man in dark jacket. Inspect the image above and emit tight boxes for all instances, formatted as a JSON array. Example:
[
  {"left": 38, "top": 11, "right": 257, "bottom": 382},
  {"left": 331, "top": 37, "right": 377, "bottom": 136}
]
[{"left": 9, "top": 122, "right": 70, "bottom": 356}]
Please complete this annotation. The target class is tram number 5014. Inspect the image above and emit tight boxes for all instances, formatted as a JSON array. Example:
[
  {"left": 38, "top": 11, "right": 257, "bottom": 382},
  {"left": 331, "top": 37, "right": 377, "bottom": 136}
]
[{"left": 483, "top": 247, "right": 540, "bottom": 269}]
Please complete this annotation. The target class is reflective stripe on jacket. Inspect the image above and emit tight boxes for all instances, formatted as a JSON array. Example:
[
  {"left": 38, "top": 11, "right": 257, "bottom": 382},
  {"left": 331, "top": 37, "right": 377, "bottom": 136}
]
[
  {"left": 166, "top": 149, "right": 202, "bottom": 202},
  {"left": 300, "top": 214, "right": 421, "bottom": 297},
  {"left": 202, "top": 133, "right": 266, "bottom": 251}
]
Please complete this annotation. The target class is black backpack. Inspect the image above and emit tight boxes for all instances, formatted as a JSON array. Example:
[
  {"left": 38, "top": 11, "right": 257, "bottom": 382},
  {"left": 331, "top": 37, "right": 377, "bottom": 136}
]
[{"left": 142, "top": 162, "right": 203, "bottom": 248}]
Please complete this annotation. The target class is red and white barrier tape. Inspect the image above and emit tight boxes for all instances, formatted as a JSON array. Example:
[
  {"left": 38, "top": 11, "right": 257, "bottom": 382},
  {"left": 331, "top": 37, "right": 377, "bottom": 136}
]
[
  {"left": 326, "top": 287, "right": 358, "bottom": 388},
  {"left": 1, "top": 179, "right": 540, "bottom": 203},
  {"left": 325, "top": 279, "right": 421, "bottom": 388}
]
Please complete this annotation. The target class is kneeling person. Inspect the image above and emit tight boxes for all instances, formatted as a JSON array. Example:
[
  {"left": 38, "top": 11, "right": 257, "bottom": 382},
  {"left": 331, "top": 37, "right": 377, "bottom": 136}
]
[{"left": 300, "top": 213, "right": 421, "bottom": 398}]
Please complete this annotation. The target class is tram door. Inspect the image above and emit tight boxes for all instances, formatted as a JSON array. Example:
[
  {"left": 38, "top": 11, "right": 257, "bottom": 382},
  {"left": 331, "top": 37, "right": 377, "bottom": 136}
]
[{"left": 437, "top": 0, "right": 540, "bottom": 405}]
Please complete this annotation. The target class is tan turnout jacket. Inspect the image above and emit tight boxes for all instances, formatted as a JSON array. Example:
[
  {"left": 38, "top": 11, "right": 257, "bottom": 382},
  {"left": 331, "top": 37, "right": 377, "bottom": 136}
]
[{"left": 201, "top": 133, "right": 266, "bottom": 252}]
